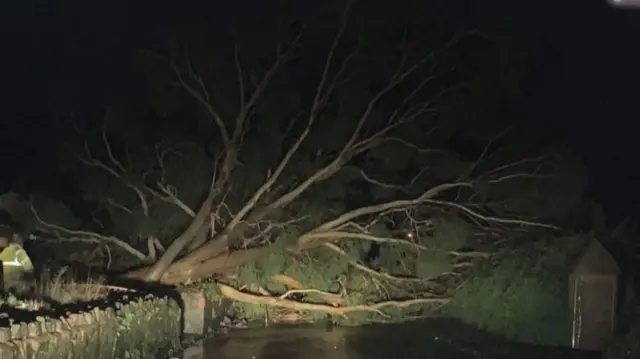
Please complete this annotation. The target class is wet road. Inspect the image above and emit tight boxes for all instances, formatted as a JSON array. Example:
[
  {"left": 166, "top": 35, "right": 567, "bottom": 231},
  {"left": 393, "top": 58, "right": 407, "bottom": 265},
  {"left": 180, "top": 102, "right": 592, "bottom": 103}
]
[{"left": 186, "top": 319, "right": 601, "bottom": 359}]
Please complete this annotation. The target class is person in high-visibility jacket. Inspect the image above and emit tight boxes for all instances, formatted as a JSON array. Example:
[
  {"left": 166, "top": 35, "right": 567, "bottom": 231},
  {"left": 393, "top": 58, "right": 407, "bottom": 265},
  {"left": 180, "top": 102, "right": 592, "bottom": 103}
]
[{"left": 0, "top": 215, "right": 34, "bottom": 287}]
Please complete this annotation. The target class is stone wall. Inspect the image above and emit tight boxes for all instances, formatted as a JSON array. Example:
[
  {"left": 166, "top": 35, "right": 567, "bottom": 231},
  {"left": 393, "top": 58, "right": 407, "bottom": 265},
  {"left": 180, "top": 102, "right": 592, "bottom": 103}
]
[
  {"left": 0, "top": 291, "right": 182, "bottom": 359},
  {"left": 181, "top": 290, "right": 216, "bottom": 336}
]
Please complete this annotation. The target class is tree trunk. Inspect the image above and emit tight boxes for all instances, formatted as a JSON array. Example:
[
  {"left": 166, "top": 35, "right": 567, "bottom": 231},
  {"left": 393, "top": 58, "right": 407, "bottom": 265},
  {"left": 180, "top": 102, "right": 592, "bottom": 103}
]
[{"left": 142, "top": 188, "right": 216, "bottom": 281}]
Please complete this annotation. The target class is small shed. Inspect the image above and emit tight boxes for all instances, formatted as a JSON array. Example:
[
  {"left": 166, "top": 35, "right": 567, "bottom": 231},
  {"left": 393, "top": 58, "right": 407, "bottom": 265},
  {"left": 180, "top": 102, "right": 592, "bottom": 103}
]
[{"left": 569, "top": 239, "right": 620, "bottom": 351}]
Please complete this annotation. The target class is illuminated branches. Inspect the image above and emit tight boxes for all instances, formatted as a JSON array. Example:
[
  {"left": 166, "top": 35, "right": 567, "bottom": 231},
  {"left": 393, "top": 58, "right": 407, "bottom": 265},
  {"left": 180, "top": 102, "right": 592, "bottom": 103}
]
[
  {"left": 75, "top": 111, "right": 196, "bottom": 218},
  {"left": 126, "top": 1, "right": 560, "bottom": 289},
  {"left": 46, "top": 111, "right": 204, "bottom": 262}
]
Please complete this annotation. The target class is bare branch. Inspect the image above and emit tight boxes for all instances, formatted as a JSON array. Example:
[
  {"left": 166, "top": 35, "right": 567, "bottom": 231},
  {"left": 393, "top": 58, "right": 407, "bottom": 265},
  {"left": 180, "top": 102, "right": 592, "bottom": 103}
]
[
  {"left": 101, "top": 110, "right": 126, "bottom": 174},
  {"left": 484, "top": 155, "right": 552, "bottom": 177},
  {"left": 101, "top": 197, "right": 134, "bottom": 214},
  {"left": 155, "top": 144, "right": 188, "bottom": 180},
  {"left": 304, "top": 231, "right": 428, "bottom": 251},
  {"left": 233, "top": 35, "right": 246, "bottom": 119},
  {"left": 29, "top": 197, "right": 156, "bottom": 262},
  {"left": 225, "top": 5, "right": 353, "bottom": 230},
  {"left": 142, "top": 157, "right": 224, "bottom": 281},
  {"left": 424, "top": 199, "right": 559, "bottom": 230},
  {"left": 460, "top": 128, "right": 510, "bottom": 181},
  {"left": 384, "top": 134, "right": 441, "bottom": 154},
  {"left": 486, "top": 172, "right": 555, "bottom": 185},
  {"left": 152, "top": 184, "right": 196, "bottom": 217},
  {"left": 279, "top": 288, "right": 341, "bottom": 302},
  {"left": 301, "top": 182, "right": 472, "bottom": 240},
  {"left": 172, "top": 61, "right": 231, "bottom": 147},
  {"left": 232, "top": 31, "right": 302, "bottom": 144},
  {"left": 266, "top": 31, "right": 455, "bottom": 213},
  {"left": 76, "top": 115, "right": 150, "bottom": 216},
  {"left": 174, "top": 29, "right": 300, "bottom": 153},
  {"left": 78, "top": 121, "right": 196, "bottom": 218},
  {"left": 210, "top": 214, "right": 309, "bottom": 252},
  {"left": 358, "top": 167, "right": 427, "bottom": 191},
  {"left": 217, "top": 281, "right": 449, "bottom": 318}
]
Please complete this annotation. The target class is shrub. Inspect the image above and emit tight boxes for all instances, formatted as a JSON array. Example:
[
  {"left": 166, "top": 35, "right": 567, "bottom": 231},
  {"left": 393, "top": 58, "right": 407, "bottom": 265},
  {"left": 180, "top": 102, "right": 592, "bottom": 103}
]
[{"left": 444, "top": 241, "right": 572, "bottom": 347}]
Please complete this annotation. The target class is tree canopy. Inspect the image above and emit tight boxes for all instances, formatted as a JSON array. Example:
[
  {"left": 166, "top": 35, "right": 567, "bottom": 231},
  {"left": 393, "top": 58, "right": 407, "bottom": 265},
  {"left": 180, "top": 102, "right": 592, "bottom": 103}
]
[{"left": 17, "top": 1, "right": 591, "bottom": 323}]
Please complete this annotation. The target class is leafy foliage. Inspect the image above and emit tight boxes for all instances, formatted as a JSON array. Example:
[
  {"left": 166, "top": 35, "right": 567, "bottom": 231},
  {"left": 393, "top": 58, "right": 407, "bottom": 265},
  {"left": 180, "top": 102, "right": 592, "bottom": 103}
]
[
  {"left": 228, "top": 215, "right": 472, "bottom": 324},
  {"left": 444, "top": 240, "right": 574, "bottom": 346}
]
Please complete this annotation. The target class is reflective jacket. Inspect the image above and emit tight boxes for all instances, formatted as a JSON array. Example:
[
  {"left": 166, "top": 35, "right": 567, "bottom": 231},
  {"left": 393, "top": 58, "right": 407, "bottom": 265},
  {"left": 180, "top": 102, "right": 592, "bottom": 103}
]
[{"left": 0, "top": 243, "right": 34, "bottom": 273}]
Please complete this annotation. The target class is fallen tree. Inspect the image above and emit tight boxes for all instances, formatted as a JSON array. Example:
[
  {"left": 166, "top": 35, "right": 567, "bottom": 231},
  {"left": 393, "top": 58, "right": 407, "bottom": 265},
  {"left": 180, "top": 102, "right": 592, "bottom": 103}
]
[
  {"left": 34, "top": 1, "right": 586, "bottom": 322},
  {"left": 127, "top": 4, "right": 555, "bottom": 284}
]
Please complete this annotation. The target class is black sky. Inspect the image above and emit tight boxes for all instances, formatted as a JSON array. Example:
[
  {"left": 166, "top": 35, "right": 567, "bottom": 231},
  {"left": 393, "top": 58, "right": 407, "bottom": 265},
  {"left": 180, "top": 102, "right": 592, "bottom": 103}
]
[{"left": 2, "top": 0, "right": 640, "bottom": 220}]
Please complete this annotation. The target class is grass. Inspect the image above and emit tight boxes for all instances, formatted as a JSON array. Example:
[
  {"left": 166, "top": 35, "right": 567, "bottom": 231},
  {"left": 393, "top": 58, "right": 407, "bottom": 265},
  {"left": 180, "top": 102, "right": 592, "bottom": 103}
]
[{"left": 1, "top": 266, "right": 111, "bottom": 310}]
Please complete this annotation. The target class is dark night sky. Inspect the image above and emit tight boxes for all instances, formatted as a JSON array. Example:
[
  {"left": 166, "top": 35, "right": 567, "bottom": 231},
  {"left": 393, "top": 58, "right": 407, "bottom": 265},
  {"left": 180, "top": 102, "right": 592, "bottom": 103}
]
[{"left": 2, "top": 0, "right": 640, "bottom": 220}]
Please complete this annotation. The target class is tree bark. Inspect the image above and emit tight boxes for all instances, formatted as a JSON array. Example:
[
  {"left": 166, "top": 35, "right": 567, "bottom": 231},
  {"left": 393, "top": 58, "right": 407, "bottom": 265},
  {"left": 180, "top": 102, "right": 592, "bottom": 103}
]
[{"left": 141, "top": 187, "right": 216, "bottom": 281}]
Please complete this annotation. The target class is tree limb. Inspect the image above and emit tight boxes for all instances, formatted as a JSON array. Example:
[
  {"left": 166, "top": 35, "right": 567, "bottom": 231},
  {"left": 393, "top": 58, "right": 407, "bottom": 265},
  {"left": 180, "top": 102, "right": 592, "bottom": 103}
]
[
  {"left": 76, "top": 114, "right": 196, "bottom": 218},
  {"left": 303, "top": 231, "right": 428, "bottom": 250},
  {"left": 217, "top": 281, "right": 449, "bottom": 318},
  {"left": 225, "top": 5, "right": 352, "bottom": 231},
  {"left": 142, "top": 160, "right": 222, "bottom": 281},
  {"left": 424, "top": 199, "right": 559, "bottom": 230},
  {"left": 29, "top": 197, "right": 157, "bottom": 263},
  {"left": 302, "top": 182, "right": 473, "bottom": 240}
]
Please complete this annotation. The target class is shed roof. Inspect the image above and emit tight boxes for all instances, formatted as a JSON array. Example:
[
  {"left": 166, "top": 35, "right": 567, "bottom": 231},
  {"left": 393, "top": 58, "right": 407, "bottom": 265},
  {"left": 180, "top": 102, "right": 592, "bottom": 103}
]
[{"left": 573, "top": 239, "right": 620, "bottom": 276}]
